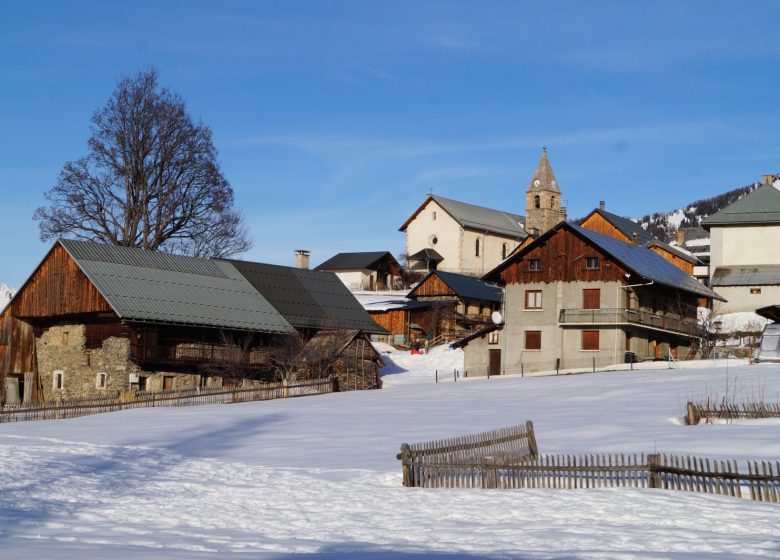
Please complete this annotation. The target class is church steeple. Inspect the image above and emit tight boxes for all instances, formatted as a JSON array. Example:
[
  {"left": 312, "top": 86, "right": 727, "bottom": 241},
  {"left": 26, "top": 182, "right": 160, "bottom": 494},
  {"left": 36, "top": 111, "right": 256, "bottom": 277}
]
[{"left": 525, "top": 148, "right": 565, "bottom": 235}]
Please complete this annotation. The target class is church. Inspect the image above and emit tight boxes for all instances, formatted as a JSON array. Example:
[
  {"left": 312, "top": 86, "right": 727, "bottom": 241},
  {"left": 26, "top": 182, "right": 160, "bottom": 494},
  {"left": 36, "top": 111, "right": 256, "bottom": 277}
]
[{"left": 400, "top": 149, "right": 567, "bottom": 277}]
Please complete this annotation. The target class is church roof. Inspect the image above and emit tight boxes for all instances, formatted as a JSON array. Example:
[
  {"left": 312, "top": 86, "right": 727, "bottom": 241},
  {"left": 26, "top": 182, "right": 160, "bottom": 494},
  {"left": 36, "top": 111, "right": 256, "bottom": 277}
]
[
  {"left": 702, "top": 183, "right": 780, "bottom": 228},
  {"left": 399, "top": 195, "right": 527, "bottom": 239},
  {"left": 527, "top": 149, "right": 560, "bottom": 193}
]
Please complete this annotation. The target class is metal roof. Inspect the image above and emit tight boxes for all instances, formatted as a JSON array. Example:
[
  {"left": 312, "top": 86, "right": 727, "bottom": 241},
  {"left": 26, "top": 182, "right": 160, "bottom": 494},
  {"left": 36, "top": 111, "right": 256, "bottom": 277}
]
[
  {"left": 647, "top": 240, "right": 698, "bottom": 264},
  {"left": 227, "top": 260, "right": 388, "bottom": 333},
  {"left": 315, "top": 251, "right": 400, "bottom": 272},
  {"left": 702, "top": 184, "right": 780, "bottom": 228},
  {"left": 60, "top": 240, "right": 295, "bottom": 333},
  {"left": 711, "top": 265, "right": 780, "bottom": 287},
  {"left": 571, "top": 225, "right": 724, "bottom": 300},
  {"left": 409, "top": 270, "right": 502, "bottom": 303},
  {"left": 591, "top": 209, "right": 654, "bottom": 245},
  {"left": 400, "top": 195, "right": 527, "bottom": 239}
]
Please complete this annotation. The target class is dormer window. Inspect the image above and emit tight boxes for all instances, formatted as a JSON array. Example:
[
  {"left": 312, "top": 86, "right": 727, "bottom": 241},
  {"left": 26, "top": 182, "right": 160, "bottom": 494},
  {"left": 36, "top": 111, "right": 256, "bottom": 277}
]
[{"left": 529, "top": 259, "right": 541, "bottom": 272}]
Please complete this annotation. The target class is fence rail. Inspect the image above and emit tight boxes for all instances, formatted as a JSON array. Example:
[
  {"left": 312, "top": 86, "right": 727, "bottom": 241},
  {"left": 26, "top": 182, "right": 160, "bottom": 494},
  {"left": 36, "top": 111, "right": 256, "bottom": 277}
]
[
  {"left": 686, "top": 400, "right": 780, "bottom": 425},
  {"left": 398, "top": 427, "right": 780, "bottom": 502},
  {"left": 0, "top": 377, "right": 334, "bottom": 423}
]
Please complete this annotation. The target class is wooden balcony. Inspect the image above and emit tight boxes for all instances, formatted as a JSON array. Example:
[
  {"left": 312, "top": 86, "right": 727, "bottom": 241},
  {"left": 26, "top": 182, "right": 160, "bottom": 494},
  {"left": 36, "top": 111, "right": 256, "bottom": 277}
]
[
  {"left": 131, "top": 342, "right": 269, "bottom": 367},
  {"left": 558, "top": 308, "right": 702, "bottom": 337}
]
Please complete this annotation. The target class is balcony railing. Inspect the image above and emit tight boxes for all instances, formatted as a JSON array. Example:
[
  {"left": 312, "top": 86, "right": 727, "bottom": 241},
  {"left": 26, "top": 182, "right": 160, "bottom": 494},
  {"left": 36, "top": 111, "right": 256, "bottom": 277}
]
[
  {"left": 131, "top": 342, "right": 269, "bottom": 366},
  {"left": 558, "top": 308, "right": 702, "bottom": 337}
]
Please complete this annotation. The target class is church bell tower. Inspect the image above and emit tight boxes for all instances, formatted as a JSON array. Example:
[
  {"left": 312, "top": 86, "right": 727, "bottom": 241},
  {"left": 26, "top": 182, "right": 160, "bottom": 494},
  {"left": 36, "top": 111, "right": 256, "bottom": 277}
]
[{"left": 525, "top": 148, "right": 566, "bottom": 235}]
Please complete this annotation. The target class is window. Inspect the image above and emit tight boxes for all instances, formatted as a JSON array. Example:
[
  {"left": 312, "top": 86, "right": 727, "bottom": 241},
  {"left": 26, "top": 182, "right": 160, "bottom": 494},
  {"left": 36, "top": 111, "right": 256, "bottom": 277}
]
[
  {"left": 751, "top": 288, "right": 762, "bottom": 294},
  {"left": 96, "top": 372, "right": 107, "bottom": 389},
  {"left": 430, "top": 235, "right": 438, "bottom": 246},
  {"left": 525, "top": 290, "right": 543, "bottom": 309},
  {"left": 432, "top": 211, "right": 437, "bottom": 221},
  {"left": 529, "top": 259, "right": 541, "bottom": 272},
  {"left": 475, "top": 239, "right": 480, "bottom": 257},
  {"left": 61, "top": 331, "right": 69, "bottom": 346},
  {"left": 582, "top": 330, "right": 599, "bottom": 351},
  {"left": 550, "top": 195, "right": 556, "bottom": 208},
  {"left": 585, "top": 257, "right": 599, "bottom": 270},
  {"left": 138, "top": 376, "right": 147, "bottom": 392},
  {"left": 488, "top": 331, "right": 500, "bottom": 344},
  {"left": 525, "top": 331, "right": 541, "bottom": 350},
  {"left": 53, "top": 370, "right": 64, "bottom": 390},
  {"left": 502, "top": 243, "right": 507, "bottom": 260},
  {"left": 534, "top": 195, "right": 540, "bottom": 209},
  {"left": 583, "top": 289, "right": 601, "bottom": 310}
]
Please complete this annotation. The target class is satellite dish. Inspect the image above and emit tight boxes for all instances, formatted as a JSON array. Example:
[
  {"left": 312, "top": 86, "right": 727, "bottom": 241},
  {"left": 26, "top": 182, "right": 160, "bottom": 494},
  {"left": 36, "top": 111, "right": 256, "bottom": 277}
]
[{"left": 491, "top": 311, "right": 503, "bottom": 325}]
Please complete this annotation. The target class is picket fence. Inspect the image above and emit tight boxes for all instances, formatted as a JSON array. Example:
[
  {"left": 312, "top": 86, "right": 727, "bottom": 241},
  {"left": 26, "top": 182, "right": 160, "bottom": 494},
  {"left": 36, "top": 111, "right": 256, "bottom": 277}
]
[
  {"left": 398, "top": 426, "right": 780, "bottom": 502},
  {"left": 0, "top": 377, "right": 334, "bottom": 423},
  {"left": 686, "top": 400, "right": 780, "bottom": 425}
]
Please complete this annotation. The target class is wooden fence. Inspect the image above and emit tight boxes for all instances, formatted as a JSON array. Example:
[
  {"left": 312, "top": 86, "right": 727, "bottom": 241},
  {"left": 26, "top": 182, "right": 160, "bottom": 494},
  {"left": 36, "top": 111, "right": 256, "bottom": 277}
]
[
  {"left": 397, "top": 423, "right": 538, "bottom": 487},
  {"left": 686, "top": 400, "right": 780, "bottom": 425},
  {"left": 397, "top": 427, "right": 780, "bottom": 502},
  {"left": 0, "top": 377, "right": 334, "bottom": 423}
]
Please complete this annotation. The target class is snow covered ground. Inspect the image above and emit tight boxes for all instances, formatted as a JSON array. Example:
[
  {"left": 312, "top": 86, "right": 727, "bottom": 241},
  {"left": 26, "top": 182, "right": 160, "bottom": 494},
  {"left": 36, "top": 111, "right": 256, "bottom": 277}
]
[{"left": 1, "top": 346, "right": 780, "bottom": 559}]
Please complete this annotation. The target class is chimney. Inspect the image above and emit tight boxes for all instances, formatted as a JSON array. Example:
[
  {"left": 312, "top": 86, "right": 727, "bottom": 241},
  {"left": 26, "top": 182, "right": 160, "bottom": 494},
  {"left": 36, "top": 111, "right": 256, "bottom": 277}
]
[
  {"left": 599, "top": 201, "right": 605, "bottom": 211},
  {"left": 676, "top": 228, "right": 686, "bottom": 245},
  {"left": 294, "top": 249, "right": 310, "bottom": 270},
  {"left": 762, "top": 174, "right": 775, "bottom": 185},
  {"left": 631, "top": 233, "right": 638, "bottom": 244}
]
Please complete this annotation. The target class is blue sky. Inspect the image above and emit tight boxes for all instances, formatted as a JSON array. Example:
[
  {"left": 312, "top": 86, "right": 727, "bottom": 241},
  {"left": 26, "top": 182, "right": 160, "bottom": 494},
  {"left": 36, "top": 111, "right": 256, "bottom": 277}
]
[{"left": 2, "top": 1, "right": 780, "bottom": 287}]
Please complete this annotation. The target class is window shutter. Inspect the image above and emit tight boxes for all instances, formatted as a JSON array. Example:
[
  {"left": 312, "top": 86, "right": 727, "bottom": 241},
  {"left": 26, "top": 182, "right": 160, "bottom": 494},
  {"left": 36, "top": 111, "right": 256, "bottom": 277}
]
[
  {"left": 583, "top": 289, "right": 601, "bottom": 310},
  {"left": 525, "top": 331, "right": 541, "bottom": 350},
  {"left": 582, "top": 330, "right": 599, "bottom": 350}
]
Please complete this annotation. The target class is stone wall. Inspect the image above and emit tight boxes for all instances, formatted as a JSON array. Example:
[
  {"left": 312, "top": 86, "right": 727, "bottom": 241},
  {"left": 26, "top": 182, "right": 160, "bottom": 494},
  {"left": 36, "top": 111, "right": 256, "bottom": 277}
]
[{"left": 36, "top": 323, "right": 219, "bottom": 401}]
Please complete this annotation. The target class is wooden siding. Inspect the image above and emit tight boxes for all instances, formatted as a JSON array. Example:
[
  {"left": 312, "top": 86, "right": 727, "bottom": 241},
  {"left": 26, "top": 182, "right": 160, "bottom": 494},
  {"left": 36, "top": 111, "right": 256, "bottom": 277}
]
[
  {"left": 368, "top": 309, "right": 408, "bottom": 335},
  {"left": 499, "top": 228, "right": 629, "bottom": 285},
  {"left": 580, "top": 213, "right": 629, "bottom": 242},
  {"left": 409, "top": 273, "right": 456, "bottom": 298},
  {"left": 11, "top": 243, "right": 113, "bottom": 319},
  {"left": 649, "top": 245, "right": 694, "bottom": 274}
]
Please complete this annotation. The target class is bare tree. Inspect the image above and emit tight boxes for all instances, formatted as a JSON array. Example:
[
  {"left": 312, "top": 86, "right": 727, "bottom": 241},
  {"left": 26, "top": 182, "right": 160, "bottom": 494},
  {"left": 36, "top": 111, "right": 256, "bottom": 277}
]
[
  {"left": 203, "top": 331, "right": 263, "bottom": 388},
  {"left": 268, "top": 333, "right": 307, "bottom": 383},
  {"left": 34, "top": 68, "right": 251, "bottom": 258}
]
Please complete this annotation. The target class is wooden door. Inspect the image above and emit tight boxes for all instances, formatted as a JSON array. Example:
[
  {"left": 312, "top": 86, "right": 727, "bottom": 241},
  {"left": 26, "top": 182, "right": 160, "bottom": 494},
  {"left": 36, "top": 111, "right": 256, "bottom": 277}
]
[
  {"left": 163, "top": 376, "right": 174, "bottom": 391},
  {"left": 488, "top": 349, "right": 501, "bottom": 376}
]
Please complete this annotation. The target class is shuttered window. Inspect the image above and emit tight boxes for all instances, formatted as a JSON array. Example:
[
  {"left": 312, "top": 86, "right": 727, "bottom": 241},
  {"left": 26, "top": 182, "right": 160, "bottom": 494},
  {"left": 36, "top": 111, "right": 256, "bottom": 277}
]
[
  {"left": 525, "top": 290, "right": 543, "bottom": 309},
  {"left": 583, "top": 288, "right": 601, "bottom": 310},
  {"left": 582, "top": 330, "right": 599, "bottom": 351},
  {"left": 525, "top": 331, "right": 541, "bottom": 350}
]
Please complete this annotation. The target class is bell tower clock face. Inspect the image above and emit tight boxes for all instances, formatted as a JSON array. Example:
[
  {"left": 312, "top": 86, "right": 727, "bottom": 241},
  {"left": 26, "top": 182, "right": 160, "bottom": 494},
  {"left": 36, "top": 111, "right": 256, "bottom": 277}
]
[{"left": 533, "top": 179, "right": 541, "bottom": 188}]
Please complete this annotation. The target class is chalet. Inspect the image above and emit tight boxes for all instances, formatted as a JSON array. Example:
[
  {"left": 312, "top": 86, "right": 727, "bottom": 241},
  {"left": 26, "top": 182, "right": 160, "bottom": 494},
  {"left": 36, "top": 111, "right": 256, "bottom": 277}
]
[
  {"left": 465, "top": 222, "right": 724, "bottom": 375},
  {"left": 407, "top": 270, "right": 502, "bottom": 333},
  {"left": 315, "top": 251, "right": 402, "bottom": 291},
  {"left": 702, "top": 177, "right": 780, "bottom": 314},
  {"left": 0, "top": 240, "right": 385, "bottom": 404},
  {"left": 399, "top": 150, "right": 566, "bottom": 277},
  {"left": 579, "top": 203, "right": 699, "bottom": 275}
]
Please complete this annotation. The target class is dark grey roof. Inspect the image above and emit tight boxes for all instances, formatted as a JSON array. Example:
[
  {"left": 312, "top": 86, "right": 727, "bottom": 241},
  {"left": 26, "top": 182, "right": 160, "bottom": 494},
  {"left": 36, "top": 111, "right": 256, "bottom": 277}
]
[
  {"left": 592, "top": 209, "right": 654, "bottom": 245},
  {"left": 411, "top": 271, "right": 502, "bottom": 303},
  {"left": 702, "top": 184, "right": 780, "bottom": 227},
  {"left": 227, "top": 260, "right": 388, "bottom": 334},
  {"left": 711, "top": 265, "right": 780, "bottom": 287},
  {"left": 408, "top": 248, "right": 444, "bottom": 262},
  {"left": 571, "top": 225, "right": 723, "bottom": 300},
  {"left": 315, "top": 251, "right": 399, "bottom": 272},
  {"left": 401, "top": 195, "right": 527, "bottom": 239},
  {"left": 60, "top": 240, "right": 295, "bottom": 333}
]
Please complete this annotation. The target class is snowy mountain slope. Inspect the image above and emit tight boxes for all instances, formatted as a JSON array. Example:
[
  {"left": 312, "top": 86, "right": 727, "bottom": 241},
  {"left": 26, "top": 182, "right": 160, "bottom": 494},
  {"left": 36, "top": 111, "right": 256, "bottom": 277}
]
[{"left": 1, "top": 350, "right": 779, "bottom": 559}]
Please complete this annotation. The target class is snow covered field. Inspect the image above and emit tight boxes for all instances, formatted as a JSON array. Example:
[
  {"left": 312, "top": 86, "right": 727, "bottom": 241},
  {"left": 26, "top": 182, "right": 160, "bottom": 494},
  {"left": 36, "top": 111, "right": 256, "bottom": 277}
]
[{"left": 1, "top": 347, "right": 780, "bottom": 559}]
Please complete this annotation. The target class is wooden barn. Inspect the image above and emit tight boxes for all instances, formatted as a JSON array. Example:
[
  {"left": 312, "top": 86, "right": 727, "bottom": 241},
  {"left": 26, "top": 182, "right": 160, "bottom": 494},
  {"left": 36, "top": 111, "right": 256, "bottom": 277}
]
[
  {"left": 301, "top": 329, "right": 383, "bottom": 390},
  {"left": 361, "top": 298, "right": 447, "bottom": 345},
  {"left": 407, "top": 270, "right": 502, "bottom": 334},
  {"left": 1, "top": 240, "right": 386, "bottom": 404}
]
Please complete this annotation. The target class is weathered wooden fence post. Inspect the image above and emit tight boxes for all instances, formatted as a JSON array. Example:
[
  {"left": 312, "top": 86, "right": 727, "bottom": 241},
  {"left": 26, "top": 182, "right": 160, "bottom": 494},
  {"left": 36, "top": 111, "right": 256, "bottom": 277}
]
[
  {"left": 483, "top": 456, "right": 498, "bottom": 489},
  {"left": 648, "top": 454, "right": 661, "bottom": 489},
  {"left": 686, "top": 402, "right": 701, "bottom": 425},
  {"left": 526, "top": 420, "right": 539, "bottom": 459},
  {"left": 398, "top": 443, "right": 413, "bottom": 487}
]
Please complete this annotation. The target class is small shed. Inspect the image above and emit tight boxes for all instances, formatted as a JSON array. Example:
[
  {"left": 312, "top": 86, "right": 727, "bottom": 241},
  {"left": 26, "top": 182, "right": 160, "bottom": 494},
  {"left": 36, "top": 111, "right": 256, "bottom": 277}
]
[{"left": 301, "top": 329, "right": 383, "bottom": 391}]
